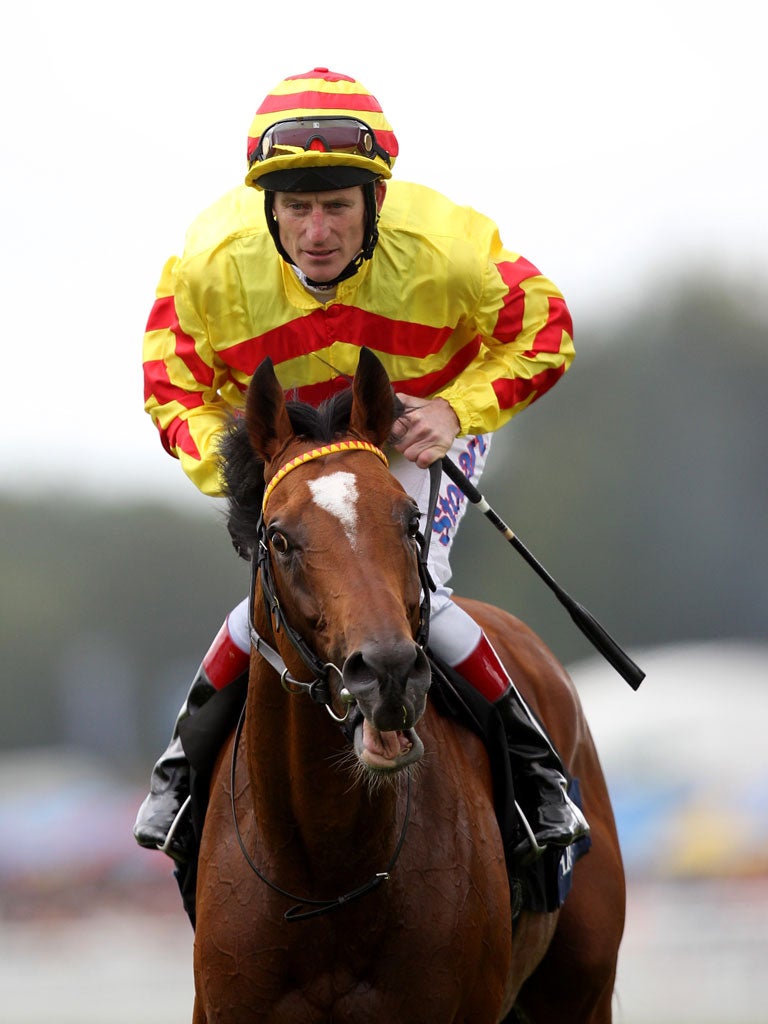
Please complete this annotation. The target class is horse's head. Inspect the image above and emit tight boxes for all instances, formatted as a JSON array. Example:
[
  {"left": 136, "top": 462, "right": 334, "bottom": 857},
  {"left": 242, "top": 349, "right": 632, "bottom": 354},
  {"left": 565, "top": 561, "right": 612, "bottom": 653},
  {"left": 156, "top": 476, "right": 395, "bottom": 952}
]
[{"left": 222, "top": 348, "right": 432, "bottom": 773}]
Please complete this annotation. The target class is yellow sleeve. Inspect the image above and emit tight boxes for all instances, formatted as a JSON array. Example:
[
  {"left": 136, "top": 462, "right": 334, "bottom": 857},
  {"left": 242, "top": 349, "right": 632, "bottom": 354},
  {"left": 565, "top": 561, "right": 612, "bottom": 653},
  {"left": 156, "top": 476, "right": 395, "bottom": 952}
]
[
  {"left": 438, "top": 252, "right": 575, "bottom": 436},
  {"left": 142, "top": 256, "right": 233, "bottom": 496}
]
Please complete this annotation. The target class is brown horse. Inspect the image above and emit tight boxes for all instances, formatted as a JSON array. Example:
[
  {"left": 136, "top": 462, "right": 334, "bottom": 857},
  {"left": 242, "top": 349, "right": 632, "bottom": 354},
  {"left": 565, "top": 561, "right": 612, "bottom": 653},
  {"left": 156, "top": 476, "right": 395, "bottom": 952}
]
[{"left": 191, "top": 349, "right": 625, "bottom": 1023}]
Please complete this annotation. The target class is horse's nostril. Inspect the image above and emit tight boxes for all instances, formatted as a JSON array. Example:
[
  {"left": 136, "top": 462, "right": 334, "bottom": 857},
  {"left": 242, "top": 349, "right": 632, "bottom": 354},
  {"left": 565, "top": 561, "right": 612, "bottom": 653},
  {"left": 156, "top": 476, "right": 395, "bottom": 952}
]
[
  {"left": 341, "top": 642, "right": 429, "bottom": 702},
  {"left": 361, "top": 640, "right": 421, "bottom": 684}
]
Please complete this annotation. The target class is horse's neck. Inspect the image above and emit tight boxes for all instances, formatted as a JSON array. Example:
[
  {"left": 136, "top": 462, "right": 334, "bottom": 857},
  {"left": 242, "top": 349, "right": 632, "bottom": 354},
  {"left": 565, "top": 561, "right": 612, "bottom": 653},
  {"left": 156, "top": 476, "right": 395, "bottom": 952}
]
[
  {"left": 243, "top": 662, "right": 402, "bottom": 863},
  {"left": 244, "top": 671, "right": 343, "bottom": 804}
]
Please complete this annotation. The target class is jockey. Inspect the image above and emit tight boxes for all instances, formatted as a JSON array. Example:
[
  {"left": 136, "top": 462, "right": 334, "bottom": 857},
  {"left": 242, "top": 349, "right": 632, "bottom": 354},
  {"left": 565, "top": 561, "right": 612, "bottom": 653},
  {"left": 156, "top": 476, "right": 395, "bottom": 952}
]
[{"left": 136, "top": 67, "right": 588, "bottom": 863}]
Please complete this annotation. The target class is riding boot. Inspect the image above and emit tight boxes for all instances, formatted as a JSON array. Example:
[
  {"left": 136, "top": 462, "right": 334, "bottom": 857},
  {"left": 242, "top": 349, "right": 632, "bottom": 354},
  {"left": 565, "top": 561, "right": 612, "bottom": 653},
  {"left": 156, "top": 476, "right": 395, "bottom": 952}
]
[
  {"left": 453, "top": 632, "right": 589, "bottom": 861},
  {"left": 133, "top": 619, "right": 250, "bottom": 862}
]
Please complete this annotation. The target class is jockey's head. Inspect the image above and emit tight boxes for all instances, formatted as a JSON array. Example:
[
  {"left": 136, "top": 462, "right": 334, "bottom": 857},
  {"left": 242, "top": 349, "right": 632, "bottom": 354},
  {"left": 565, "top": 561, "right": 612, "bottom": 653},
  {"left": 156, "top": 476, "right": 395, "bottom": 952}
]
[{"left": 245, "top": 68, "right": 398, "bottom": 287}]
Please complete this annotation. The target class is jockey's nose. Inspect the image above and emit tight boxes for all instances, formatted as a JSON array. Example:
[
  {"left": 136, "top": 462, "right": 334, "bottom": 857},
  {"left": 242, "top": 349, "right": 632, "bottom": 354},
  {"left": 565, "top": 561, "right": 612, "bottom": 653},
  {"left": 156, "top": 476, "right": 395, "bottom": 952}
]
[{"left": 306, "top": 206, "right": 330, "bottom": 242}]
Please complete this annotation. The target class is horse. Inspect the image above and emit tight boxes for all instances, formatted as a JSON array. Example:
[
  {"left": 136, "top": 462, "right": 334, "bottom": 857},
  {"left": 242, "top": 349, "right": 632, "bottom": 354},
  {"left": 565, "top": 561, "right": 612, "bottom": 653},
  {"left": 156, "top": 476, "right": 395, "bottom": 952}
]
[{"left": 190, "top": 348, "right": 625, "bottom": 1023}]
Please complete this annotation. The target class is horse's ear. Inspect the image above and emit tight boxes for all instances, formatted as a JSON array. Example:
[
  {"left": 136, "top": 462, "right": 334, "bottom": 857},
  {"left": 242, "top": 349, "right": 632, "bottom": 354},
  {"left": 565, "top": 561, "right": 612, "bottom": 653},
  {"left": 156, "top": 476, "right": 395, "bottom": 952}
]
[
  {"left": 349, "top": 347, "right": 396, "bottom": 446},
  {"left": 246, "top": 357, "right": 295, "bottom": 461}
]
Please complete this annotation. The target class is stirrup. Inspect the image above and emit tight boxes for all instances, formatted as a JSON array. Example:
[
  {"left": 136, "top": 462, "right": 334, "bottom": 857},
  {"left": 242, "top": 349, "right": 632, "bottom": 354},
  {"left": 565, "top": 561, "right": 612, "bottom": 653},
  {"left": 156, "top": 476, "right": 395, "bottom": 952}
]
[
  {"left": 512, "top": 799, "right": 548, "bottom": 864},
  {"left": 157, "top": 795, "right": 193, "bottom": 860}
]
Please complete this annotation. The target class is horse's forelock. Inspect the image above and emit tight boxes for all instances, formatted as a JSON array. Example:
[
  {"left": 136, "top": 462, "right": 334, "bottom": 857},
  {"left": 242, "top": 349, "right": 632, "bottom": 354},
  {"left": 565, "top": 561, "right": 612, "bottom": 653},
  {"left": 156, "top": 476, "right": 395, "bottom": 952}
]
[
  {"left": 219, "top": 387, "right": 378, "bottom": 559},
  {"left": 287, "top": 388, "right": 356, "bottom": 441}
]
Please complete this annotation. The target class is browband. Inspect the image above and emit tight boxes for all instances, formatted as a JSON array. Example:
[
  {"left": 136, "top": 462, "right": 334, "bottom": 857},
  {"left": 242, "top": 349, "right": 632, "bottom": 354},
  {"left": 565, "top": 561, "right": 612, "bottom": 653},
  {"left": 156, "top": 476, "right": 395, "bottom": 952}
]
[{"left": 263, "top": 440, "right": 389, "bottom": 509}]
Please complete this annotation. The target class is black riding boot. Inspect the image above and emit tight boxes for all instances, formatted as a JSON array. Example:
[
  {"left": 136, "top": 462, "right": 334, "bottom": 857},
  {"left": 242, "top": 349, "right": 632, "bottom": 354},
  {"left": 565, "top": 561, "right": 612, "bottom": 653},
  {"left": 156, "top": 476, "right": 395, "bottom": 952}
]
[
  {"left": 452, "top": 630, "right": 588, "bottom": 861},
  {"left": 494, "top": 685, "right": 589, "bottom": 860},
  {"left": 133, "top": 665, "right": 216, "bottom": 863}
]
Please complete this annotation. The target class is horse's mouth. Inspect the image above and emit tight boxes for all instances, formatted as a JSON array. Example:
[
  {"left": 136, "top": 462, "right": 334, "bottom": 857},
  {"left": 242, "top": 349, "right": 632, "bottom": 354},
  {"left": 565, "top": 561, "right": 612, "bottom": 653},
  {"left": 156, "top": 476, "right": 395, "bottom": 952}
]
[{"left": 353, "top": 719, "right": 424, "bottom": 771}]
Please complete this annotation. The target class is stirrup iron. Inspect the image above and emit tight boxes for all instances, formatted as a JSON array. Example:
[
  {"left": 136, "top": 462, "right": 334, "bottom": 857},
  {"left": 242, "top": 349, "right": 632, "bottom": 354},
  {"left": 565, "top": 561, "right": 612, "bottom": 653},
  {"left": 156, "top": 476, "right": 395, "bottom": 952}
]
[
  {"left": 158, "top": 795, "right": 192, "bottom": 858},
  {"left": 513, "top": 799, "right": 548, "bottom": 862}
]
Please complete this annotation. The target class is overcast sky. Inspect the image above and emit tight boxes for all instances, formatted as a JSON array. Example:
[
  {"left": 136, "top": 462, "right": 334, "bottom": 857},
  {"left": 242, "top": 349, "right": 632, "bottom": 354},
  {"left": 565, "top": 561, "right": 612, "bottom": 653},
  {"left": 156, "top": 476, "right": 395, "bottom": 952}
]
[{"left": 2, "top": 0, "right": 765, "bottom": 505}]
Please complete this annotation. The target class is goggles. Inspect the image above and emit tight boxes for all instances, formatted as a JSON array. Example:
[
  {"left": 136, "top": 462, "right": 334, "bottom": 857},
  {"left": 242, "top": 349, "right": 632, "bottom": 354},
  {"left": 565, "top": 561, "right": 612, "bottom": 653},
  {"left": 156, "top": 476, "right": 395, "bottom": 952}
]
[{"left": 249, "top": 116, "right": 391, "bottom": 168}]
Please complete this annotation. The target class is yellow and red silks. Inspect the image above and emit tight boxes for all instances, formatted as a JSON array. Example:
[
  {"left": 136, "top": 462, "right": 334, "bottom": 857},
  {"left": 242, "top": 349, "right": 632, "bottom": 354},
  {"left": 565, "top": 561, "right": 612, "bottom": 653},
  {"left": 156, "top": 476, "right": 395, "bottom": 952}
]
[{"left": 143, "top": 179, "right": 574, "bottom": 496}]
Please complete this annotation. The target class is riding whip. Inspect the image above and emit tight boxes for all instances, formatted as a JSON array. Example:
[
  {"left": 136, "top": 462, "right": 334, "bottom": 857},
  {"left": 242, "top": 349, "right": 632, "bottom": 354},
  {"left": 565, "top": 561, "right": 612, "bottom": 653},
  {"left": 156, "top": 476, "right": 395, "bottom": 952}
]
[{"left": 441, "top": 456, "right": 645, "bottom": 690}]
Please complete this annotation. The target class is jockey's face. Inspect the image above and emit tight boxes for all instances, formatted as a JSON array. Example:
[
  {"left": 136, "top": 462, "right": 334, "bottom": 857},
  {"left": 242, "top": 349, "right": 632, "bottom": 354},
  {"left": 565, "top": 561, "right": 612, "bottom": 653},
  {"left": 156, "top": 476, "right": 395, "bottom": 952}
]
[{"left": 273, "top": 184, "right": 384, "bottom": 283}]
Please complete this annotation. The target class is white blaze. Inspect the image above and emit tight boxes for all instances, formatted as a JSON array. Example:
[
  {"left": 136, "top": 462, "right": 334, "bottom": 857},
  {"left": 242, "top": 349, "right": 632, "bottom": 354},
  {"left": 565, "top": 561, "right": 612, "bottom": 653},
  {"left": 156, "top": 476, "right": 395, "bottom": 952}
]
[{"left": 308, "top": 471, "right": 359, "bottom": 547}]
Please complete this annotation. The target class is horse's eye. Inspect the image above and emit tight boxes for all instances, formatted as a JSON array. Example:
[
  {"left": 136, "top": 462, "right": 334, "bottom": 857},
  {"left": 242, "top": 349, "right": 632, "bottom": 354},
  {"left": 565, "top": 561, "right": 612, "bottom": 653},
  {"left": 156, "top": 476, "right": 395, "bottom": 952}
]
[
  {"left": 269, "top": 530, "right": 290, "bottom": 554},
  {"left": 407, "top": 511, "right": 422, "bottom": 539}
]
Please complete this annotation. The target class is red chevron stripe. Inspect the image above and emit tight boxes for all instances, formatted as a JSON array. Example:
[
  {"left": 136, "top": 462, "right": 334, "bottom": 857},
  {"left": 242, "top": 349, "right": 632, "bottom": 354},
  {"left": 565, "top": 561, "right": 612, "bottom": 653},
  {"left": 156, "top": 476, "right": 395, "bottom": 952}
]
[
  {"left": 532, "top": 295, "right": 572, "bottom": 353},
  {"left": 256, "top": 90, "right": 384, "bottom": 116},
  {"left": 286, "top": 70, "right": 357, "bottom": 83},
  {"left": 143, "top": 359, "right": 206, "bottom": 411},
  {"left": 495, "top": 260, "right": 572, "bottom": 352},
  {"left": 222, "top": 307, "right": 458, "bottom": 374},
  {"left": 165, "top": 417, "right": 201, "bottom": 460},
  {"left": 492, "top": 363, "right": 566, "bottom": 411},
  {"left": 145, "top": 296, "right": 214, "bottom": 387},
  {"left": 287, "top": 337, "right": 483, "bottom": 406}
]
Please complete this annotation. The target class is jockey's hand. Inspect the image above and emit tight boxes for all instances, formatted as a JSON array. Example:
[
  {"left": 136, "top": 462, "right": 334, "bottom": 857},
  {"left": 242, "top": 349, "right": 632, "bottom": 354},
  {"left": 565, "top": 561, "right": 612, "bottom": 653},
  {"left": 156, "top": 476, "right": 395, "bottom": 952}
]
[{"left": 392, "top": 394, "right": 460, "bottom": 468}]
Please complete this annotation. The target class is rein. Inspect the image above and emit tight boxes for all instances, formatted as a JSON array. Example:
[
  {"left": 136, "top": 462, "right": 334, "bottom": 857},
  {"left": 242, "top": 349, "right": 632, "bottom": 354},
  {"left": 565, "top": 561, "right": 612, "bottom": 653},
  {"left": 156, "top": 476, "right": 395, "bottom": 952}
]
[
  {"left": 229, "top": 699, "right": 412, "bottom": 922},
  {"left": 231, "top": 445, "right": 440, "bottom": 920}
]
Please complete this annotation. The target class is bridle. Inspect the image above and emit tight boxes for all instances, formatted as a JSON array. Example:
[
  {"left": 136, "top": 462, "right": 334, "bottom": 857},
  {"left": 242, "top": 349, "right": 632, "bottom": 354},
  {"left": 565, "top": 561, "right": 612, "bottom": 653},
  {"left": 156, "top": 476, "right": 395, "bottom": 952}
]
[
  {"left": 247, "top": 441, "right": 435, "bottom": 717},
  {"left": 230, "top": 444, "right": 440, "bottom": 920}
]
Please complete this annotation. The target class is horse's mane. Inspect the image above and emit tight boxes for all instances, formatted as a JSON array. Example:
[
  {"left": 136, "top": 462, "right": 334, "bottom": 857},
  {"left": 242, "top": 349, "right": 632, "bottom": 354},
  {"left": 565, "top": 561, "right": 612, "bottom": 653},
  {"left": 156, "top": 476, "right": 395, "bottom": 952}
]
[{"left": 220, "top": 387, "right": 399, "bottom": 560}]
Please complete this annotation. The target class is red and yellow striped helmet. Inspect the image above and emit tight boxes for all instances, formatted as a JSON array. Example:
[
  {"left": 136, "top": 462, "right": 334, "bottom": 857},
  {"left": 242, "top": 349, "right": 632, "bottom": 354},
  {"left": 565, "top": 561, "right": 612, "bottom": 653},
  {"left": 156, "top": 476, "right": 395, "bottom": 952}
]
[{"left": 245, "top": 67, "right": 398, "bottom": 191}]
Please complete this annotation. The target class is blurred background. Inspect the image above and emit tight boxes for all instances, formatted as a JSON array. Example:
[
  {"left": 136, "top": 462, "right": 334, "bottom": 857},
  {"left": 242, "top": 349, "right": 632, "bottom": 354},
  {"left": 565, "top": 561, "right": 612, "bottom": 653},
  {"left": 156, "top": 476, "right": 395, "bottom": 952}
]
[{"left": 2, "top": 1, "right": 766, "bottom": 1021}]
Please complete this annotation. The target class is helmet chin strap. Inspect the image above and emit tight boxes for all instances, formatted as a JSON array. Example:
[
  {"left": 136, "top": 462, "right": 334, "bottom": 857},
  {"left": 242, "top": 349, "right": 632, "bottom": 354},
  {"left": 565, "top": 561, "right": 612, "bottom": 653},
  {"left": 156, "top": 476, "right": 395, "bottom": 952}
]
[{"left": 264, "top": 184, "right": 380, "bottom": 289}]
